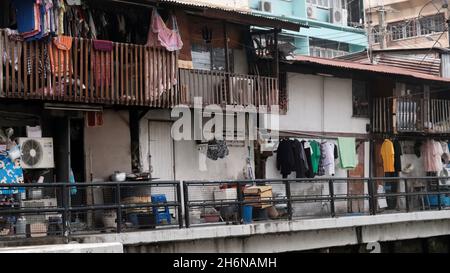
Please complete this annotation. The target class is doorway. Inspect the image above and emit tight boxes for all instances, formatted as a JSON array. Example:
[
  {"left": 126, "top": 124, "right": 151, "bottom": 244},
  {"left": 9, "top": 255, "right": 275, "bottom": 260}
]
[
  {"left": 347, "top": 142, "right": 365, "bottom": 213},
  {"left": 148, "top": 121, "right": 175, "bottom": 209}
]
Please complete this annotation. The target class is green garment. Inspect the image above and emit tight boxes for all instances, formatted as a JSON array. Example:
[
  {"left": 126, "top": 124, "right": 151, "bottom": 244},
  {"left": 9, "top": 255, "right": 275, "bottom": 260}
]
[
  {"left": 309, "top": 140, "right": 321, "bottom": 174},
  {"left": 337, "top": 137, "right": 357, "bottom": 169}
]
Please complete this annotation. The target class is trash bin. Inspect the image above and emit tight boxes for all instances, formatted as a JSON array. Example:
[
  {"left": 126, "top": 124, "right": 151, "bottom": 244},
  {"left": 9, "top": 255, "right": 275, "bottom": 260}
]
[{"left": 243, "top": 205, "right": 253, "bottom": 224}]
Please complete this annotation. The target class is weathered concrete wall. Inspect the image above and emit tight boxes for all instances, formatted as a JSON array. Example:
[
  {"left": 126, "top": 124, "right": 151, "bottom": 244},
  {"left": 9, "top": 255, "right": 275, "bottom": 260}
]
[
  {"left": 0, "top": 243, "right": 123, "bottom": 253},
  {"left": 85, "top": 109, "right": 132, "bottom": 181},
  {"left": 75, "top": 210, "right": 450, "bottom": 253}
]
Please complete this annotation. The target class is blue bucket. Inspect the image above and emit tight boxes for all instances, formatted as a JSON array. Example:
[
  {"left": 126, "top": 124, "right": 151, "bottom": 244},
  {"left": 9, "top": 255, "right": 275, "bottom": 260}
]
[{"left": 243, "top": 205, "right": 253, "bottom": 224}]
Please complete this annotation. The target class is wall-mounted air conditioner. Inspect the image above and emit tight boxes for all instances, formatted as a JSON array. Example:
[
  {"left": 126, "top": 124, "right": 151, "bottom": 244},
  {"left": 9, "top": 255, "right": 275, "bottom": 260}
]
[
  {"left": 17, "top": 137, "right": 55, "bottom": 169},
  {"left": 259, "top": 1, "right": 272, "bottom": 13},
  {"left": 330, "top": 8, "right": 344, "bottom": 25},
  {"left": 306, "top": 5, "right": 315, "bottom": 19}
]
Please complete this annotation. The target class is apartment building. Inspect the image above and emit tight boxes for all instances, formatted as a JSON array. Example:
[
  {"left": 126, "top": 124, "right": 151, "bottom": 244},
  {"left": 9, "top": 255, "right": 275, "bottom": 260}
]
[
  {"left": 249, "top": 0, "right": 367, "bottom": 58},
  {"left": 366, "top": 0, "right": 450, "bottom": 49}
]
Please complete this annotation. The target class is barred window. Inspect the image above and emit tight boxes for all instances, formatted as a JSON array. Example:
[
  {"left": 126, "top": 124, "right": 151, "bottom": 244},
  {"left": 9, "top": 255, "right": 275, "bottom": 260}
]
[
  {"left": 388, "top": 22, "right": 404, "bottom": 40},
  {"left": 387, "top": 13, "right": 445, "bottom": 41},
  {"left": 419, "top": 13, "right": 445, "bottom": 35}
]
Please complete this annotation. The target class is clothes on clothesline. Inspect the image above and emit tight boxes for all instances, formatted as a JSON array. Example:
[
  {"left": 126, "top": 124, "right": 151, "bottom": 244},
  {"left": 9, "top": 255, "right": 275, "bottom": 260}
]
[
  {"left": 276, "top": 138, "right": 350, "bottom": 178},
  {"left": 381, "top": 139, "right": 395, "bottom": 173},
  {"left": 318, "top": 141, "right": 338, "bottom": 176},
  {"left": 337, "top": 137, "right": 357, "bottom": 169},
  {"left": 422, "top": 139, "right": 444, "bottom": 173}
]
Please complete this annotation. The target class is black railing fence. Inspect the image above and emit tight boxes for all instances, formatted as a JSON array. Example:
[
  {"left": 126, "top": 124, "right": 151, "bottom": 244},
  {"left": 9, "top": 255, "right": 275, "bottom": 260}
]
[{"left": 0, "top": 177, "right": 449, "bottom": 240}]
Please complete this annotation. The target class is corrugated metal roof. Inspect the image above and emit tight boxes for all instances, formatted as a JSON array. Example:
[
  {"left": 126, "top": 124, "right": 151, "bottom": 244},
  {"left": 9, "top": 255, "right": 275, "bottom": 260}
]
[
  {"left": 292, "top": 55, "right": 450, "bottom": 83},
  {"left": 155, "top": 0, "right": 307, "bottom": 30},
  {"left": 336, "top": 48, "right": 444, "bottom": 76}
]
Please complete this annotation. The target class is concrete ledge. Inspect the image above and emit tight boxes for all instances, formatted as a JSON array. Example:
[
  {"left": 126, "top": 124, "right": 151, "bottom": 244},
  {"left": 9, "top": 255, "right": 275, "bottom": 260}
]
[
  {"left": 75, "top": 210, "right": 450, "bottom": 246},
  {"left": 0, "top": 242, "right": 124, "bottom": 253}
]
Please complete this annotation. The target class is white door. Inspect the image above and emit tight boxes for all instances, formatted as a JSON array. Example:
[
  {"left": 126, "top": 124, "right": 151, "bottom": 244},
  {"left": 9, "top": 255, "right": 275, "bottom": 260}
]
[
  {"left": 149, "top": 121, "right": 174, "bottom": 180},
  {"left": 149, "top": 121, "right": 176, "bottom": 213}
]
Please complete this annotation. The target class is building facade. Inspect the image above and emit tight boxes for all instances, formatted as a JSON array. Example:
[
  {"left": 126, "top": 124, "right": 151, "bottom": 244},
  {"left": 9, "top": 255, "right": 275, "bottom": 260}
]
[
  {"left": 249, "top": 0, "right": 367, "bottom": 58},
  {"left": 365, "top": 0, "right": 450, "bottom": 50}
]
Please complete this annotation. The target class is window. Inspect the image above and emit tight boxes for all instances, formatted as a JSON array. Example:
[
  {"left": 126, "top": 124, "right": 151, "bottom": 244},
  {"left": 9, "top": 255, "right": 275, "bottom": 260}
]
[
  {"left": 388, "top": 22, "right": 404, "bottom": 40},
  {"left": 191, "top": 44, "right": 234, "bottom": 71},
  {"left": 405, "top": 20, "right": 417, "bottom": 38},
  {"left": 309, "top": 38, "right": 350, "bottom": 58},
  {"left": 307, "top": 0, "right": 330, "bottom": 9},
  {"left": 419, "top": 14, "right": 445, "bottom": 35},
  {"left": 371, "top": 26, "right": 380, "bottom": 44},
  {"left": 352, "top": 80, "right": 369, "bottom": 117},
  {"left": 387, "top": 13, "right": 445, "bottom": 41}
]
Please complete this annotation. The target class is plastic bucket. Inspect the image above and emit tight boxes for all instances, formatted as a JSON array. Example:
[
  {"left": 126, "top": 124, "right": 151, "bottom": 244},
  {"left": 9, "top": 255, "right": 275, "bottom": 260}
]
[{"left": 243, "top": 205, "right": 253, "bottom": 224}]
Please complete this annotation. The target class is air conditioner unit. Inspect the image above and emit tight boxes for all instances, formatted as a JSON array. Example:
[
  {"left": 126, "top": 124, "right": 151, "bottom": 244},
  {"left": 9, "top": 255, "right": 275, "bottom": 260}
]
[
  {"left": 17, "top": 137, "right": 55, "bottom": 169},
  {"left": 330, "top": 8, "right": 344, "bottom": 25},
  {"left": 259, "top": 1, "right": 272, "bottom": 13},
  {"left": 306, "top": 5, "right": 315, "bottom": 19}
]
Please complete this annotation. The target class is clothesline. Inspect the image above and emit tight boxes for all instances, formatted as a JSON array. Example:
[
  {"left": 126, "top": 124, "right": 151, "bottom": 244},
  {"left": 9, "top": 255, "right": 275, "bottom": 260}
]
[{"left": 278, "top": 130, "right": 368, "bottom": 141}]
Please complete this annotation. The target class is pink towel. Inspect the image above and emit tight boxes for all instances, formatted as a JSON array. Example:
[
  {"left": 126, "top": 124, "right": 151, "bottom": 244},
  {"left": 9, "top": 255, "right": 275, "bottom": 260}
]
[
  {"left": 93, "top": 40, "right": 113, "bottom": 52},
  {"left": 146, "top": 9, "right": 183, "bottom": 52}
]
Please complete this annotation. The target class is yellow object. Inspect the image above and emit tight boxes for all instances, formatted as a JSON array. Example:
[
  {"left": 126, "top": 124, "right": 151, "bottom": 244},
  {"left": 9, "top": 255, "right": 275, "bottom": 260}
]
[
  {"left": 381, "top": 139, "right": 395, "bottom": 173},
  {"left": 244, "top": 186, "right": 273, "bottom": 209}
]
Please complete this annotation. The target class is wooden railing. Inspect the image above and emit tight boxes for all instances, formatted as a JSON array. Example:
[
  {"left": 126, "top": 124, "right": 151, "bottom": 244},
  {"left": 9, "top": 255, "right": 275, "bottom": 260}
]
[
  {"left": 178, "top": 68, "right": 279, "bottom": 109},
  {"left": 0, "top": 30, "right": 178, "bottom": 107},
  {"left": 372, "top": 97, "right": 450, "bottom": 134}
]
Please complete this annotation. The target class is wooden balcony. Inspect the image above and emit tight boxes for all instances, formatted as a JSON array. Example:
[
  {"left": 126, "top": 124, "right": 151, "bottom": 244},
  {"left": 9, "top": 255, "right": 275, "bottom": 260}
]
[
  {"left": 178, "top": 68, "right": 279, "bottom": 109},
  {"left": 372, "top": 97, "right": 450, "bottom": 134},
  {"left": 1, "top": 30, "right": 279, "bottom": 110},
  {"left": 0, "top": 30, "right": 178, "bottom": 107}
]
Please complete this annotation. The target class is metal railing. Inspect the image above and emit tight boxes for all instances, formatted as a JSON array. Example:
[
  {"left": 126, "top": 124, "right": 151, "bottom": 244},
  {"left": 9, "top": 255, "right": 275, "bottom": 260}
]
[
  {"left": 0, "top": 177, "right": 449, "bottom": 240},
  {"left": 372, "top": 97, "right": 450, "bottom": 134}
]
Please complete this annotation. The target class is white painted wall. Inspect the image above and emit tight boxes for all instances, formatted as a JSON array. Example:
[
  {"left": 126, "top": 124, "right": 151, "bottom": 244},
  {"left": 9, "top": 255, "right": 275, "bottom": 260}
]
[
  {"left": 278, "top": 73, "right": 369, "bottom": 134},
  {"left": 139, "top": 109, "right": 254, "bottom": 181},
  {"left": 85, "top": 110, "right": 131, "bottom": 181}
]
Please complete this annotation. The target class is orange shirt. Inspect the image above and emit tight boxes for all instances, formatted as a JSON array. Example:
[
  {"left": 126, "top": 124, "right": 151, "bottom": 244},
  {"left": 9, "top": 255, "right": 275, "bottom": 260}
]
[{"left": 381, "top": 139, "right": 395, "bottom": 173}]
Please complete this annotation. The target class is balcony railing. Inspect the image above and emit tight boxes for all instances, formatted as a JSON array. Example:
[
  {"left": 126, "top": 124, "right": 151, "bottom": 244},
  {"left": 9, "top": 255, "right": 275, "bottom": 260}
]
[
  {"left": 178, "top": 68, "right": 279, "bottom": 109},
  {"left": 0, "top": 177, "right": 448, "bottom": 240},
  {"left": 0, "top": 30, "right": 178, "bottom": 107},
  {"left": 372, "top": 97, "right": 450, "bottom": 134}
]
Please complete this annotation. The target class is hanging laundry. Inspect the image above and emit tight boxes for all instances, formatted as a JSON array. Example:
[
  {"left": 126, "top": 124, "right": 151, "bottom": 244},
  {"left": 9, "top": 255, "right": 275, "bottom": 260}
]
[
  {"left": 2, "top": 29, "right": 23, "bottom": 71},
  {"left": 380, "top": 139, "right": 395, "bottom": 173},
  {"left": 49, "top": 35, "right": 72, "bottom": 75},
  {"left": 393, "top": 139, "right": 402, "bottom": 173},
  {"left": 301, "top": 140, "right": 314, "bottom": 178},
  {"left": 26, "top": 44, "right": 50, "bottom": 78},
  {"left": 337, "top": 137, "right": 357, "bottom": 169},
  {"left": 92, "top": 39, "right": 113, "bottom": 90},
  {"left": 319, "top": 141, "right": 336, "bottom": 176},
  {"left": 309, "top": 140, "right": 321, "bottom": 175},
  {"left": 276, "top": 139, "right": 294, "bottom": 178},
  {"left": 292, "top": 139, "right": 309, "bottom": 178},
  {"left": 54, "top": 0, "right": 66, "bottom": 36},
  {"left": 12, "top": 0, "right": 40, "bottom": 37},
  {"left": 146, "top": 9, "right": 183, "bottom": 51},
  {"left": 421, "top": 139, "right": 444, "bottom": 173}
]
